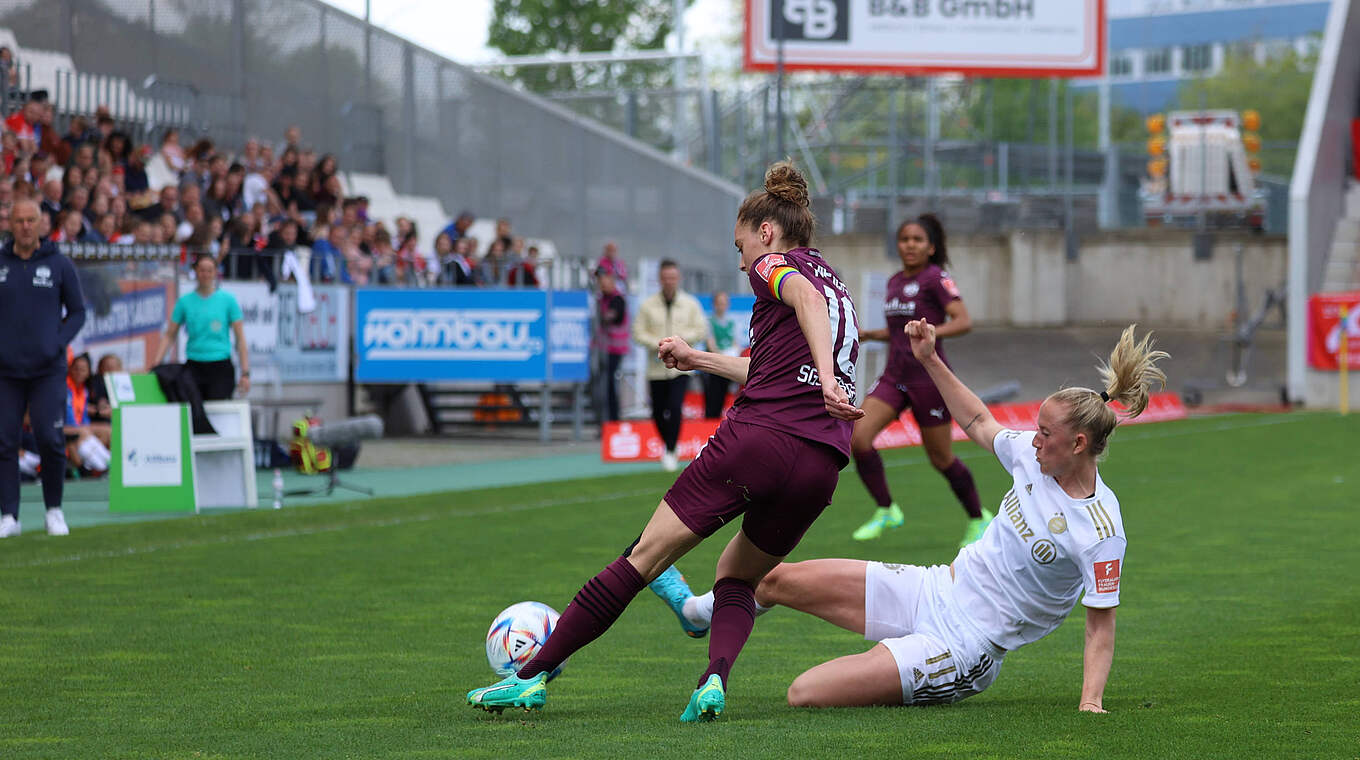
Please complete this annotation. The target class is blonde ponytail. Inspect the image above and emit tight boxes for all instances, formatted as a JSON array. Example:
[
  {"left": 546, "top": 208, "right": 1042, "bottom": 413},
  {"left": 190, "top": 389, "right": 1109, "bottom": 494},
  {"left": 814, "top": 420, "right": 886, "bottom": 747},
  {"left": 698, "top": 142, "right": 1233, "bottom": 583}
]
[{"left": 1051, "top": 325, "right": 1169, "bottom": 459}]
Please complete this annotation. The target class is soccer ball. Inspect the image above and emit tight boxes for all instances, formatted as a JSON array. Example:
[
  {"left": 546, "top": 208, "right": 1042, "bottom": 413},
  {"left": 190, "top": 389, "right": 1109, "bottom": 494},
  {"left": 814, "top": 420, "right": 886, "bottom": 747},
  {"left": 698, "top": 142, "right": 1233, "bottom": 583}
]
[{"left": 484, "top": 601, "right": 565, "bottom": 681}]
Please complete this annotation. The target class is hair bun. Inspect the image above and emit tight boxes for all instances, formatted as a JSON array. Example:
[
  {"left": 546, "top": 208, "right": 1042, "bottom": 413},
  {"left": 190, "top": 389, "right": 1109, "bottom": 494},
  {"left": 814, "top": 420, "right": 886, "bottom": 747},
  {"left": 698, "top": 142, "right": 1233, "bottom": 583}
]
[{"left": 764, "top": 160, "right": 809, "bottom": 208}]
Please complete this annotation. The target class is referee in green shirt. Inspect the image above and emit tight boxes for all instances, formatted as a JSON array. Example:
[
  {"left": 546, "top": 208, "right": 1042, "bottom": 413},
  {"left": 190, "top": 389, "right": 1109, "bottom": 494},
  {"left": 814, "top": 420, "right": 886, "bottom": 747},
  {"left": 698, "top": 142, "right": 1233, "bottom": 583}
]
[{"left": 151, "top": 255, "right": 251, "bottom": 400}]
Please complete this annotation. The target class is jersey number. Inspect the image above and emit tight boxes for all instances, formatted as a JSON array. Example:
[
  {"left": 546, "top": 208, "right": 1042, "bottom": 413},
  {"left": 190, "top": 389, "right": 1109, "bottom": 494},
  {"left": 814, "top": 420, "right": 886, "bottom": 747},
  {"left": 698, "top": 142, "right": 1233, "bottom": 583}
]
[{"left": 823, "top": 285, "right": 859, "bottom": 379}]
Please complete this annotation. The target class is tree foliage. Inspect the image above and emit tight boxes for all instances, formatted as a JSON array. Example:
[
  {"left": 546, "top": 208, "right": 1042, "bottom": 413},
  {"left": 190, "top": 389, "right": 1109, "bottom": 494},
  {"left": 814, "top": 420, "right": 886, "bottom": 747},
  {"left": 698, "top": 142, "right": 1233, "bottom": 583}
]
[{"left": 486, "top": 0, "right": 690, "bottom": 92}]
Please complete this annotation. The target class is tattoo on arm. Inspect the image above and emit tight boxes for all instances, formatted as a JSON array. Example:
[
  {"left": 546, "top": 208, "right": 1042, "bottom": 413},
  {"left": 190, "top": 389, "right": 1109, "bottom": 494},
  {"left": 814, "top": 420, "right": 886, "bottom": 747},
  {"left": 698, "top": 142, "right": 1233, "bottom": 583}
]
[{"left": 962, "top": 413, "right": 984, "bottom": 432}]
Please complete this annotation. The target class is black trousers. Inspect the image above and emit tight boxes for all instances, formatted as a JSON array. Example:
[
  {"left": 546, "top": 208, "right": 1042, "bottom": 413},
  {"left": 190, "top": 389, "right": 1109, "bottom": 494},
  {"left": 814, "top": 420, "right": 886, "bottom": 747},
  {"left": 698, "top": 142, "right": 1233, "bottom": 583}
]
[
  {"left": 603, "top": 353, "right": 624, "bottom": 423},
  {"left": 649, "top": 376, "right": 689, "bottom": 452},
  {"left": 186, "top": 359, "right": 236, "bottom": 401},
  {"left": 702, "top": 372, "right": 731, "bottom": 419},
  {"left": 0, "top": 371, "right": 67, "bottom": 518}
]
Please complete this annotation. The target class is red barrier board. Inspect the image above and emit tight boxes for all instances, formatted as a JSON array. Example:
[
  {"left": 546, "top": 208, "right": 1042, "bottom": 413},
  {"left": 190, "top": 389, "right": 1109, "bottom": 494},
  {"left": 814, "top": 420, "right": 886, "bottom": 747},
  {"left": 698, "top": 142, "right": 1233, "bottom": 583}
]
[
  {"left": 602, "top": 391, "right": 1187, "bottom": 462},
  {"left": 1307, "top": 291, "right": 1360, "bottom": 371}
]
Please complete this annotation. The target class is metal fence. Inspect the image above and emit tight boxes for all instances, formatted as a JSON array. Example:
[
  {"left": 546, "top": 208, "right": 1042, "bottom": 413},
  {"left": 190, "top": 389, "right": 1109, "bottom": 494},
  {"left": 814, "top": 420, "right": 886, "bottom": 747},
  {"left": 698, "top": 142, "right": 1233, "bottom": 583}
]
[{"left": 1, "top": 0, "right": 747, "bottom": 289}]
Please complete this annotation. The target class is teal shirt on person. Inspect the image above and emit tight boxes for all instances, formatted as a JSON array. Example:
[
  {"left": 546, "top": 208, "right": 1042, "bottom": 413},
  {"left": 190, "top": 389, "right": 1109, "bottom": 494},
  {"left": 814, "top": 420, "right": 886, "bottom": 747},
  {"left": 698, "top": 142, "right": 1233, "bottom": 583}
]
[{"left": 172, "top": 288, "right": 243, "bottom": 363}]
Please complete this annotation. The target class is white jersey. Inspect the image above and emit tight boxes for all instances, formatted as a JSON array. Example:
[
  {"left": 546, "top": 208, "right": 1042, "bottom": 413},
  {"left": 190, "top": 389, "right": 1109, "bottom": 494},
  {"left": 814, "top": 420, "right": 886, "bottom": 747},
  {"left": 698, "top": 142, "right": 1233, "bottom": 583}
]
[{"left": 951, "top": 429, "right": 1127, "bottom": 652}]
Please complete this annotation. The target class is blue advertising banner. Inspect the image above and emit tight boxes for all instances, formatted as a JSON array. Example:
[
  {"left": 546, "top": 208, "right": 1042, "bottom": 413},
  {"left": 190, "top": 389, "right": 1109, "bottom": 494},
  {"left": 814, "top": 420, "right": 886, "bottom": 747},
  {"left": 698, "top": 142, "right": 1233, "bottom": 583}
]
[{"left": 356, "top": 289, "right": 590, "bottom": 383}]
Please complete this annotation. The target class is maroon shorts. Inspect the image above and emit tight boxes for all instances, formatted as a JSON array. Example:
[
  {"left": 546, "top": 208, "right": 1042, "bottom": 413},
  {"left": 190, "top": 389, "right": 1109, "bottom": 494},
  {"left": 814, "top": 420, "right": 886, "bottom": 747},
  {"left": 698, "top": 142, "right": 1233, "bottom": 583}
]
[
  {"left": 663, "top": 419, "right": 842, "bottom": 557},
  {"left": 866, "top": 372, "right": 952, "bottom": 428}
]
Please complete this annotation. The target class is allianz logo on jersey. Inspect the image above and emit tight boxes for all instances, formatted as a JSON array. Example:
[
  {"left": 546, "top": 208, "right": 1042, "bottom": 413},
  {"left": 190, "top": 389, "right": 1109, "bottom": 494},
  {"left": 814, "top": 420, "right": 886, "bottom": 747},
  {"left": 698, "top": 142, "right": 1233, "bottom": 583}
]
[{"left": 362, "top": 308, "right": 544, "bottom": 362}]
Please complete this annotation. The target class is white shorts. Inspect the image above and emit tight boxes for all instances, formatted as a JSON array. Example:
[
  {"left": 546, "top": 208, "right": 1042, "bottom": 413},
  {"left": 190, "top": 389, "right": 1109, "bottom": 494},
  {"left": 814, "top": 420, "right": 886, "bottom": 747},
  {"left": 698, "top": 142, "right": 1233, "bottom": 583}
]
[{"left": 864, "top": 562, "right": 1006, "bottom": 705}]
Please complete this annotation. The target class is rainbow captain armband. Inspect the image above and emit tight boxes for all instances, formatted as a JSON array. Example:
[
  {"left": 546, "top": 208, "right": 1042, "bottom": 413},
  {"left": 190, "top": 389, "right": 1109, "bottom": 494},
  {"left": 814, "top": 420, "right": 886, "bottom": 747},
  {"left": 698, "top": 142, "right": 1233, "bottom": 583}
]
[
  {"left": 753, "top": 254, "right": 801, "bottom": 302},
  {"left": 767, "top": 265, "right": 800, "bottom": 301}
]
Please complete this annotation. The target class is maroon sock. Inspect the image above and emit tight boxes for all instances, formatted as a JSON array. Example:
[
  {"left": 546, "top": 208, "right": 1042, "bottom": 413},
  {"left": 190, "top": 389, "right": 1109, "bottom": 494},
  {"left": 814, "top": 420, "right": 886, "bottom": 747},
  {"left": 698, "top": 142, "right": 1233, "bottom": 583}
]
[
  {"left": 698, "top": 577, "right": 756, "bottom": 689},
  {"left": 517, "top": 557, "right": 645, "bottom": 679},
  {"left": 853, "top": 449, "right": 894, "bottom": 508},
  {"left": 942, "top": 458, "right": 983, "bottom": 519}
]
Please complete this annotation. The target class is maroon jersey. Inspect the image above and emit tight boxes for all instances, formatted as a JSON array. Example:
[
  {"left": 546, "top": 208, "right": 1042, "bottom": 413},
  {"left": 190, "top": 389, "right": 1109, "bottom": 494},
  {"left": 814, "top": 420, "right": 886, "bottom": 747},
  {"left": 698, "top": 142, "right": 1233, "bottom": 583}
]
[
  {"left": 727, "top": 248, "right": 860, "bottom": 462},
  {"left": 884, "top": 264, "right": 961, "bottom": 380}
]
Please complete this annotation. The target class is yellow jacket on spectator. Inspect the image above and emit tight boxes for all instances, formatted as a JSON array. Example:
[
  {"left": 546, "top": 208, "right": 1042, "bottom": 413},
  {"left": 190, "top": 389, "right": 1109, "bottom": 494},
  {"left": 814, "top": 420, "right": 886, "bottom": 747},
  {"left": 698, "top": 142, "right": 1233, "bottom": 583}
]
[{"left": 632, "top": 289, "right": 708, "bottom": 380}]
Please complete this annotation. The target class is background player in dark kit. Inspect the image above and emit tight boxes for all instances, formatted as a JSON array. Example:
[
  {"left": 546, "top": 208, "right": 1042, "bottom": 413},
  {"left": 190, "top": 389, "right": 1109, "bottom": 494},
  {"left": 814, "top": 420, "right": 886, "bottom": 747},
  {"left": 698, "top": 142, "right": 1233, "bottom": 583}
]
[{"left": 850, "top": 214, "right": 986, "bottom": 547}]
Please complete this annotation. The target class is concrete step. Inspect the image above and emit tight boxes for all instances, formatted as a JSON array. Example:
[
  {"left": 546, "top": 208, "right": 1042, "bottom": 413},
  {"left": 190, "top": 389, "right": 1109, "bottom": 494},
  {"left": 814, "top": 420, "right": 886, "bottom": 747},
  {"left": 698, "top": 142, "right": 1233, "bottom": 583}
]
[
  {"left": 1346, "top": 181, "right": 1360, "bottom": 218},
  {"left": 1330, "top": 241, "right": 1360, "bottom": 263},
  {"left": 1334, "top": 218, "right": 1360, "bottom": 244},
  {"left": 1321, "top": 259, "right": 1359, "bottom": 292}
]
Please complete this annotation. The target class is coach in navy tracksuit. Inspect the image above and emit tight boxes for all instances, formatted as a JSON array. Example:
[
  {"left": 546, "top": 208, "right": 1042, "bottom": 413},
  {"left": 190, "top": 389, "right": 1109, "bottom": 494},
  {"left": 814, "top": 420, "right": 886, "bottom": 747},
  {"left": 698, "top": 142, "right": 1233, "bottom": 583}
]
[{"left": 0, "top": 199, "right": 86, "bottom": 537}]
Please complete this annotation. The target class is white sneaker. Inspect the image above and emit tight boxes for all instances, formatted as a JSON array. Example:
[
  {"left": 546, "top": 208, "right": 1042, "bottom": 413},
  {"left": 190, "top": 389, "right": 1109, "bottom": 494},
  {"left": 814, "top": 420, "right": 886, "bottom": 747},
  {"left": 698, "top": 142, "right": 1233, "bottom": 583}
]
[
  {"left": 45, "top": 508, "right": 69, "bottom": 536},
  {"left": 661, "top": 450, "right": 679, "bottom": 472},
  {"left": 0, "top": 514, "right": 20, "bottom": 538}
]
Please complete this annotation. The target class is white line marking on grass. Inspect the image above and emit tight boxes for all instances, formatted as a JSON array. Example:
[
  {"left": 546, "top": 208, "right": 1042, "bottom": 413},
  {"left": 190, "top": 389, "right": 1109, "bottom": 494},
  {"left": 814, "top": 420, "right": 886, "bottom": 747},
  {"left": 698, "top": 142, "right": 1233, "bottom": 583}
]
[{"left": 2, "top": 487, "right": 660, "bottom": 569}]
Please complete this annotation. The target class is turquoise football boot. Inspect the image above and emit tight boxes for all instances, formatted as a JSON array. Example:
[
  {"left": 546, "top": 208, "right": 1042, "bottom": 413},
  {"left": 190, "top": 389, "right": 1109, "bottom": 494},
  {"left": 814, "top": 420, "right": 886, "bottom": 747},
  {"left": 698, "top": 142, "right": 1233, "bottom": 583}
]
[
  {"left": 466, "top": 672, "right": 548, "bottom": 713},
  {"left": 680, "top": 673, "right": 726, "bottom": 722},
  {"left": 649, "top": 565, "right": 709, "bottom": 638}
]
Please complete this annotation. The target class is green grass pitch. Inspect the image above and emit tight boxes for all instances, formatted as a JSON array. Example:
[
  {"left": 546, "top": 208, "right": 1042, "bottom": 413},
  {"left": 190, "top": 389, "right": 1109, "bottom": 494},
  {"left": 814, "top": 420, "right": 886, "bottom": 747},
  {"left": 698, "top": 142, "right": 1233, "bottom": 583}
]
[{"left": 0, "top": 413, "right": 1355, "bottom": 758}]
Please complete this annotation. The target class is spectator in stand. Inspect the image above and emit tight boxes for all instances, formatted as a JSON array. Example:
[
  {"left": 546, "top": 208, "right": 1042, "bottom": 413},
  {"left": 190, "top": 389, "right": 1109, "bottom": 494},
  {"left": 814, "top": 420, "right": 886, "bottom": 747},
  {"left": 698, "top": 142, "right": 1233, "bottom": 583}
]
[
  {"left": 494, "top": 217, "right": 513, "bottom": 249},
  {"left": 158, "top": 128, "right": 186, "bottom": 175},
  {"left": 156, "top": 212, "right": 177, "bottom": 245},
  {"left": 103, "top": 130, "right": 132, "bottom": 171},
  {"left": 72, "top": 143, "right": 96, "bottom": 174},
  {"left": 1, "top": 130, "right": 17, "bottom": 175},
  {"left": 93, "top": 213, "right": 117, "bottom": 244},
  {"left": 39, "top": 178, "right": 61, "bottom": 228},
  {"left": 279, "top": 125, "right": 301, "bottom": 155},
  {"left": 138, "top": 184, "right": 179, "bottom": 222},
  {"left": 595, "top": 267, "right": 629, "bottom": 423},
  {"left": 26, "top": 151, "right": 51, "bottom": 187},
  {"left": 56, "top": 115, "right": 88, "bottom": 167},
  {"left": 240, "top": 138, "right": 267, "bottom": 175},
  {"left": 175, "top": 202, "right": 205, "bottom": 244},
  {"left": 477, "top": 237, "right": 508, "bottom": 286},
  {"left": 49, "top": 209, "right": 85, "bottom": 243},
  {"left": 311, "top": 154, "right": 339, "bottom": 206},
  {"left": 632, "top": 259, "right": 708, "bottom": 472},
  {"left": 311, "top": 221, "right": 347, "bottom": 283},
  {"left": 597, "top": 241, "right": 628, "bottom": 291},
  {"left": 0, "top": 46, "right": 17, "bottom": 92},
  {"left": 371, "top": 227, "right": 400, "bottom": 285},
  {"left": 442, "top": 235, "right": 477, "bottom": 286},
  {"left": 341, "top": 225, "right": 372, "bottom": 285},
  {"left": 439, "top": 210, "right": 474, "bottom": 243},
  {"left": 37, "top": 102, "right": 61, "bottom": 161},
  {"left": 178, "top": 182, "right": 201, "bottom": 222},
  {"left": 507, "top": 244, "right": 542, "bottom": 288},
  {"left": 203, "top": 175, "right": 232, "bottom": 223},
  {"left": 4, "top": 97, "right": 39, "bottom": 149},
  {"left": 124, "top": 145, "right": 151, "bottom": 197}
]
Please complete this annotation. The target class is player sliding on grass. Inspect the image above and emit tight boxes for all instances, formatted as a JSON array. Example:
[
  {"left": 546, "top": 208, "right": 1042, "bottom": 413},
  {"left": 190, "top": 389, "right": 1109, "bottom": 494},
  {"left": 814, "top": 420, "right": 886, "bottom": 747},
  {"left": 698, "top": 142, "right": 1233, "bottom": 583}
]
[
  {"left": 683, "top": 322, "right": 1167, "bottom": 712},
  {"left": 468, "top": 160, "right": 864, "bottom": 721},
  {"left": 849, "top": 214, "right": 987, "bottom": 547}
]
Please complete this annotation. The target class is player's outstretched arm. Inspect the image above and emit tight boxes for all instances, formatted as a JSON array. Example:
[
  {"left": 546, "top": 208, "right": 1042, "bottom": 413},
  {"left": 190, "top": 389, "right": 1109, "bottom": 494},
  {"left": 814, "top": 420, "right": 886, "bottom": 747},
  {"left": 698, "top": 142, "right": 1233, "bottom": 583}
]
[
  {"left": 906, "top": 318, "right": 1001, "bottom": 451},
  {"left": 659, "top": 336, "right": 750, "bottom": 384},
  {"left": 781, "top": 273, "right": 863, "bottom": 421},
  {"left": 1080, "top": 606, "right": 1117, "bottom": 713}
]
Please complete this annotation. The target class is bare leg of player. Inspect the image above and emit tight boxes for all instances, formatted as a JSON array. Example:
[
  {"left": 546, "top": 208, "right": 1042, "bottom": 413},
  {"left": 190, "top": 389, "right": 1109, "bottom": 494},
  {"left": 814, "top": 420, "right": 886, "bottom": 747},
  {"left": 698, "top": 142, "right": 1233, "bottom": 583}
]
[{"left": 786, "top": 644, "right": 903, "bottom": 707}]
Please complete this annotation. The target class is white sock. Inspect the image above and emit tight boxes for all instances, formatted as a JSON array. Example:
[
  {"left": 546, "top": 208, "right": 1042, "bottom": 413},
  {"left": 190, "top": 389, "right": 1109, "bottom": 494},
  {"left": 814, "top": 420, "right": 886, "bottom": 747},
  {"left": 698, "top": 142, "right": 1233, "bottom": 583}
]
[
  {"left": 682, "top": 590, "right": 773, "bottom": 626},
  {"left": 682, "top": 591, "right": 713, "bottom": 626}
]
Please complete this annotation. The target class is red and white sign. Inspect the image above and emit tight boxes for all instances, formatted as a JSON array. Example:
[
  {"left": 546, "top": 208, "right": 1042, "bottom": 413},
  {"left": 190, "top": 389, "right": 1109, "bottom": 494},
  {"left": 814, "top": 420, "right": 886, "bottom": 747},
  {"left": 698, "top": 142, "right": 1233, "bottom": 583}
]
[
  {"left": 1094, "top": 559, "right": 1120, "bottom": 594},
  {"left": 744, "top": 0, "right": 1105, "bottom": 78},
  {"left": 871, "top": 391, "right": 1187, "bottom": 450},
  {"left": 1307, "top": 291, "right": 1360, "bottom": 371},
  {"left": 602, "top": 391, "right": 1187, "bottom": 462},
  {"left": 754, "top": 254, "right": 788, "bottom": 281}
]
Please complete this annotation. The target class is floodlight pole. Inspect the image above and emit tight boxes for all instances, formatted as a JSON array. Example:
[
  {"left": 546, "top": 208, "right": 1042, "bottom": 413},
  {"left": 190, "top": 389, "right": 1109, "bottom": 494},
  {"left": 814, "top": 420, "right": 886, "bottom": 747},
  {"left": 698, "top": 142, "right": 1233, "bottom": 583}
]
[{"left": 775, "top": 1, "right": 786, "bottom": 160}]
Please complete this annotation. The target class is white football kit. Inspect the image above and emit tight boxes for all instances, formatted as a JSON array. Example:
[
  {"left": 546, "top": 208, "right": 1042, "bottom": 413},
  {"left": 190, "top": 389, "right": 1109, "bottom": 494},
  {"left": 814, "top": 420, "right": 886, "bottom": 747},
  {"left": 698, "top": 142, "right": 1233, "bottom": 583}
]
[{"left": 865, "top": 428, "right": 1127, "bottom": 704}]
